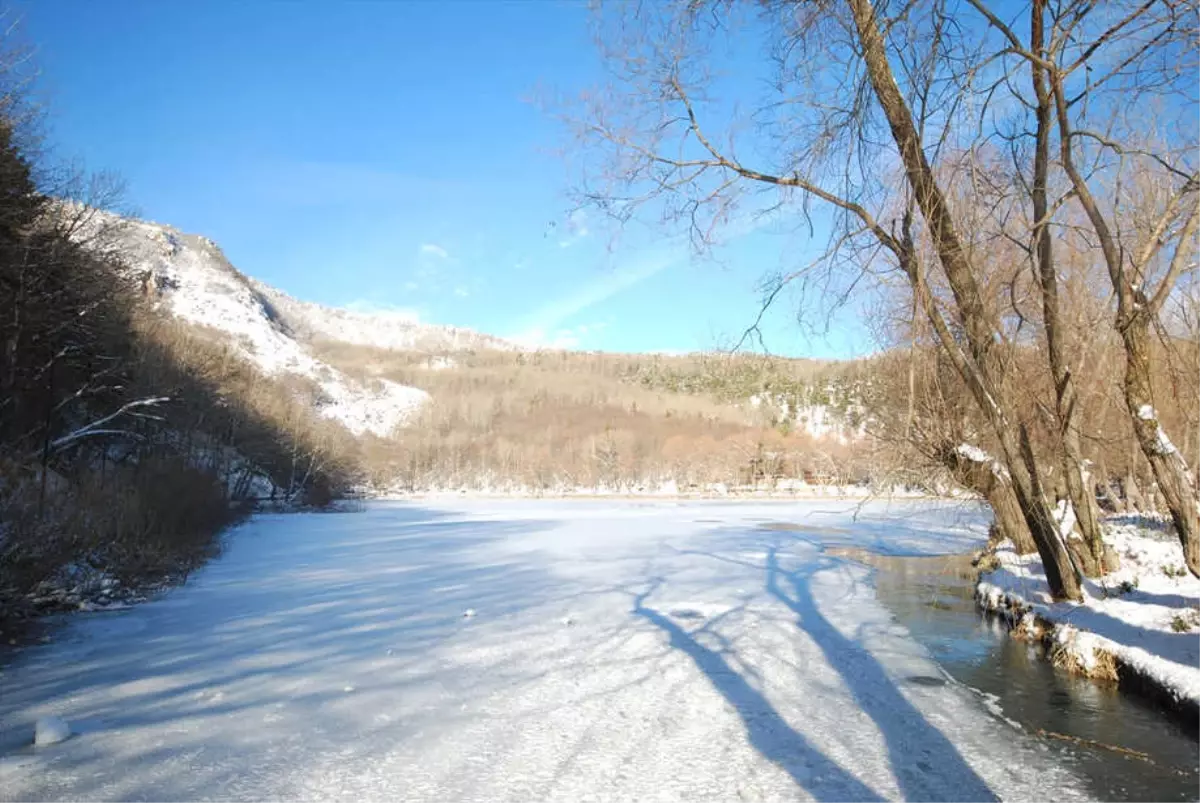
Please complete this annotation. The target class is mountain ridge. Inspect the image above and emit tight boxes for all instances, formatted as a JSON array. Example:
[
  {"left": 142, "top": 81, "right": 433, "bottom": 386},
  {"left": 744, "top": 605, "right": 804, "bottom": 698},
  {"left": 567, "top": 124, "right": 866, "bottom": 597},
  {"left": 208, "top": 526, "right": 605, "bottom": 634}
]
[{"left": 102, "top": 213, "right": 451, "bottom": 437}]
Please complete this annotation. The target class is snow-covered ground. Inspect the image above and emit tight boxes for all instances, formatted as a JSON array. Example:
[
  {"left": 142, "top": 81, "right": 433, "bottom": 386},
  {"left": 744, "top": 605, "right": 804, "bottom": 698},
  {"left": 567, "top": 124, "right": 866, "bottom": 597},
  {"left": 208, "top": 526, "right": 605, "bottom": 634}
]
[
  {"left": 0, "top": 500, "right": 1095, "bottom": 801},
  {"left": 977, "top": 516, "right": 1200, "bottom": 708},
  {"left": 379, "top": 480, "right": 932, "bottom": 499}
]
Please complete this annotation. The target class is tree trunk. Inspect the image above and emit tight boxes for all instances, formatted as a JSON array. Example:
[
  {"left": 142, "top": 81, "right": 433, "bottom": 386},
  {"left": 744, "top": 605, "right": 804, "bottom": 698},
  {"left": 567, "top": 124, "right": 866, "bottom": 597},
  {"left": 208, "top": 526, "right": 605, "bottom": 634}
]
[
  {"left": 1123, "top": 316, "right": 1200, "bottom": 576},
  {"left": 1042, "top": 18, "right": 1199, "bottom": 577},
  {"left": 1061, "top": 429, "right": 1106, "bottom": 575},
  {"left": 1028, "top": 0, "right": 1108, "bottom": 576},
  {"left": 1125, "top": 466, "right": 1146, "bottom": 512},
  {"left": 939, "top": 443, "right": 1037, "bottom": 554},
  {"left": 1096, "top": 458, "right": 1125, "bottom": 514},
  {"left": 848, "top": 0, "right": 1082, "bottom": 600},
  {"left": 991, "top": 477, "right": 1037, "bottom": 555}
]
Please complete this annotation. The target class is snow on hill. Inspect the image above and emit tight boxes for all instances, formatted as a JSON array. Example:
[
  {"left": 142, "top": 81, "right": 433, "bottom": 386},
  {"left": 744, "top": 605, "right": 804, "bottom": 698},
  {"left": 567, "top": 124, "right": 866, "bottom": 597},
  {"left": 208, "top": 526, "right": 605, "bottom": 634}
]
[
  {"left": 748, "top": 393, "right": 867, "bottom": 443},
  {"left": 105, "top": 215, "right": 436, "bottom": 437},
  {"left": 252, "top": 285, "right": 517, "bottom": 353}
]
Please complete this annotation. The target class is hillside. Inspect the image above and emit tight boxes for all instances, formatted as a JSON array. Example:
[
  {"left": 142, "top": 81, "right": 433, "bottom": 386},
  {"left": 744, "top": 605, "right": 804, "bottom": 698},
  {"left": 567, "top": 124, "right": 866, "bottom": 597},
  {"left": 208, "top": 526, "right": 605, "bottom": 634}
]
[
  {"left": 105, "top": 215, "right": 449, "bottom": 437},
  {"left": 97, "top": 214, "right": 874, "bottom": 492},
  {"left": 313, "top": 344, "right": 874, "bottom": 492}
]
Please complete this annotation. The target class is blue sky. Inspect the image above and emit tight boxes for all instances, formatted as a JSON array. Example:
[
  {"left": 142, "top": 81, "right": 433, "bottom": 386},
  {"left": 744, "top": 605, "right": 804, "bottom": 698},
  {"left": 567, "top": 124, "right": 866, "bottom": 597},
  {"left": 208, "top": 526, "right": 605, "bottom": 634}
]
[{"left": 18, "top": 0, "right": 871, "bottom": 357}]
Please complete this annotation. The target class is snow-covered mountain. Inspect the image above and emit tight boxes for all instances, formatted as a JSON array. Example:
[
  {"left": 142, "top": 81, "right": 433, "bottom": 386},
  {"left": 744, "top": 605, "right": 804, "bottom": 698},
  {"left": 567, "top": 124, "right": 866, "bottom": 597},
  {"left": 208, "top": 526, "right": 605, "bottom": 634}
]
[
  {"left": 252, "top": 286, "right": 517, "bottom": 352},
  {"left": 102, "top": 215, "right": 509, "bottom": 437}
]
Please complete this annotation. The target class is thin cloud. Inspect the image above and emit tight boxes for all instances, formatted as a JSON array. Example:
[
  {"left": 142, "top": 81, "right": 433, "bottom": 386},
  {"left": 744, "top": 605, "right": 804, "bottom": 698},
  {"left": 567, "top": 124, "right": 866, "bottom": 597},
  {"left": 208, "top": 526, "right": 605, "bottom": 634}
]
[
  {"left": 557, "top": 209, "right": 591, "bottom": 249},
  {"left": 512, "top": 249, "right": 677, "bottom": 343},
  {"left": 512, "top": 210, "right": 776, "bottom": 347},
  {"left": 419, "top": 243, "right": 450, "bottom": 260},
  {"left": 514, "top": 321, "right": 608, "bottom": 350}
]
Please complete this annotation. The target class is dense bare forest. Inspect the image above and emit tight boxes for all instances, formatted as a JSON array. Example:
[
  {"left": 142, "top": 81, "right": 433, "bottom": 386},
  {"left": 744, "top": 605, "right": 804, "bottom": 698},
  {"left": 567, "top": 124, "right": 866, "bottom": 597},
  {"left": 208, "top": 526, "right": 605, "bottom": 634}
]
[{"left": 317, "top": 343, "right": 878, "bottom": 491}]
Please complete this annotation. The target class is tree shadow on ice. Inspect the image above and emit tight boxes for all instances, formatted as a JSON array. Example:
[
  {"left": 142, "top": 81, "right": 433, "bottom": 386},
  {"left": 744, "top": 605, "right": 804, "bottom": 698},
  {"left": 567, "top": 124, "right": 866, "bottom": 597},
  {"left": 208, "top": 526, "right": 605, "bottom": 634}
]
[
  {"left": 0, "top": 505, "right": 569, "bottom": 799},
  {"left": 765, "top": 547, "right": 997, "bottom": 802},
  {"left": 632, "top": 580, "right": 885, "bottom": 802}
]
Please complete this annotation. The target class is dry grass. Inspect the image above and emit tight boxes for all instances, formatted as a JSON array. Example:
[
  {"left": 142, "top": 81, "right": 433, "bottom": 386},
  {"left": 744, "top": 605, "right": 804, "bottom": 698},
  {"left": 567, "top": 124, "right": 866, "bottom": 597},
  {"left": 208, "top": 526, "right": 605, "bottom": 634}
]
[{"left": 1050, "top": 637, "right": 1120, "bottom": 682}]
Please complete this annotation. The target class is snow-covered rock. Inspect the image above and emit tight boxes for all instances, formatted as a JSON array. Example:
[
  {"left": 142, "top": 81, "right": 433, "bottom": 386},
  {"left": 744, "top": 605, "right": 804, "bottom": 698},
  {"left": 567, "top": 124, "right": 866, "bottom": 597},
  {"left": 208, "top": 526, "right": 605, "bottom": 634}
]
[
  {"left": 94, "top": 213, "right": 438, "bottom": 438},
  {"left": 33, "top": 716, "right": 71, "bottom": 746}
]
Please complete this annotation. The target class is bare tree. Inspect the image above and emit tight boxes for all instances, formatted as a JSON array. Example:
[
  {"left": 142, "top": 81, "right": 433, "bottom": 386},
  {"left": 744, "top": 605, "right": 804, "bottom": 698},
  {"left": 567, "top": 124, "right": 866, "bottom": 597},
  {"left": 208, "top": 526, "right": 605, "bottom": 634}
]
[
  {"left": 567, "top": 0, "right": 1093, "bottom": 597},
  {"left": 967, "top": 0, "right": 1200, "bottom": 575}
]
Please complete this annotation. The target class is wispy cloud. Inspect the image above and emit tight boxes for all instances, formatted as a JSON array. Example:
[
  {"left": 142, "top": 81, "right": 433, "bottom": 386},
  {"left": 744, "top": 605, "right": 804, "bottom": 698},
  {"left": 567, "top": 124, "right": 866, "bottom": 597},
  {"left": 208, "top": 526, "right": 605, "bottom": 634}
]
[
  {"left": 557, "top": 209, "right": 591, "bottom": 249},
  {"left": 511, "top": 249, "right": 677, "bottom": 345},
  {"left": 514, "top": 321, "right": 609, "bottom": 350},
  {"left": 419, "top": 243, "right": 450, "bottom": 260}
]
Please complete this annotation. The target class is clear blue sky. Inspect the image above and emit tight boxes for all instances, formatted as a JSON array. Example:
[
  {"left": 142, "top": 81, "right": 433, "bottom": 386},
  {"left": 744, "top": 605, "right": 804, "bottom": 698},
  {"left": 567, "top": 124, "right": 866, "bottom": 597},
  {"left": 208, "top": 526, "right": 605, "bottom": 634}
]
[{"left": 18, "top": 0, "right": 871, "bottom": 357}]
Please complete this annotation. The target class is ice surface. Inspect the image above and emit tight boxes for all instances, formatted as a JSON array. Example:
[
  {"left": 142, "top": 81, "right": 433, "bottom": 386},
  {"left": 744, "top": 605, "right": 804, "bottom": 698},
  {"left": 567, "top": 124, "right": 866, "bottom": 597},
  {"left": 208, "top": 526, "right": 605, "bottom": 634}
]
[{"left": 0, "top": 499, "right": 1092, "bottom": 800}]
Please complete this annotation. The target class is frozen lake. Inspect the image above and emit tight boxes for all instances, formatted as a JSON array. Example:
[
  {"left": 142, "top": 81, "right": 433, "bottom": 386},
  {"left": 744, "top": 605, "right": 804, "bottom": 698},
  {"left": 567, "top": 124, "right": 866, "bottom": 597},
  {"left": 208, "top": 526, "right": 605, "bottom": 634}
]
[{"left": 0, "top": 499, "right": 1098, "bottom": 800}]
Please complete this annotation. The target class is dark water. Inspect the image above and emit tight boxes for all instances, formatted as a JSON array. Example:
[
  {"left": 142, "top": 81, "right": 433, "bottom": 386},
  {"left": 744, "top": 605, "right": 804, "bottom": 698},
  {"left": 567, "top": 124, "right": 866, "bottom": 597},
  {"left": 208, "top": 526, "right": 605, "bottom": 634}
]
[{"left": 855, "top": 551, "right": 1199, "bottom": 802}]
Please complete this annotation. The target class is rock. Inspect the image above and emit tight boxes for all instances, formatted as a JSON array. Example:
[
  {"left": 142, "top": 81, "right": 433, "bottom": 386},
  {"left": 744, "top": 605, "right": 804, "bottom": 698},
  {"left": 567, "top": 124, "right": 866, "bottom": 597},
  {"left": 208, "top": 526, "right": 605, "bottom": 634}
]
[{"left": 34, "top": 716, "right": 71, "bottom": 746}]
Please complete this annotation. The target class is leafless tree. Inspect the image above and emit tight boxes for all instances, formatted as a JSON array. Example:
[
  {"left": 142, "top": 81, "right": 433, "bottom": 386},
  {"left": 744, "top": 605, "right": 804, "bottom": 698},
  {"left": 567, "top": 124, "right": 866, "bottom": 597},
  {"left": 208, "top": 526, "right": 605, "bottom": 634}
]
[
  {"left": 564, "top": 0, "right": 1195, "bottom": 597},
  {"left": 966, "top": 0, "right": 1199, "bottom": 574}
]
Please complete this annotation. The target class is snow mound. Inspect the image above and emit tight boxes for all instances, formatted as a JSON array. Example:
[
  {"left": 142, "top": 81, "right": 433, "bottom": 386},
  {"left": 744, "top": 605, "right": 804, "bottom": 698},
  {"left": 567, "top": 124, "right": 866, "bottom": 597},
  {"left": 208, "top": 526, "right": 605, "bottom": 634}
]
[
  {"left": 34, "top": 716, "right": 70, "bottom": 747},
  {"left": 102, "top": 215, "right": 430, "bottom": 437}
]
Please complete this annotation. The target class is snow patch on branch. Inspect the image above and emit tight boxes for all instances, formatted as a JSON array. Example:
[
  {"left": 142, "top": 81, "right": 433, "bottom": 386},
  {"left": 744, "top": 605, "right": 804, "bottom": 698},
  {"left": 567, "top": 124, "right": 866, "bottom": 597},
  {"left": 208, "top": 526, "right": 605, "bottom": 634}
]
[
  {"left": 1132, "top": 406, "right": 1177, "bottom": 456},
  {"left": 955, "top": 443, "right": 1010, "bottom": 481},
  {"left": 1151, "top": 426, "right": 1178, "bottom": 456},
  {"left": 1052, "top": 498, "right": 1079, "bottom": 541},
  {"left": 45, "top": 397, "right": 170, "bottom": 454}
]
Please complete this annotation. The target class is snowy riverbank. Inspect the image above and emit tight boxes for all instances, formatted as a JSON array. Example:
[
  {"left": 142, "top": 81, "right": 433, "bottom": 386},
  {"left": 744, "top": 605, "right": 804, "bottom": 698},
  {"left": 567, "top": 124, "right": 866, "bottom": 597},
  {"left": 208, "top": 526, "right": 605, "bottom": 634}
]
[
  {"left": 375, "top": 480, "right": 942, "bottom": 500},
  {"left": 976, "top": 515, "right": 1200, "bottom": 716}
]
